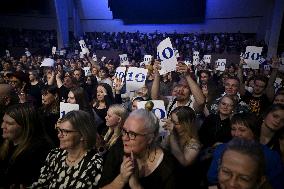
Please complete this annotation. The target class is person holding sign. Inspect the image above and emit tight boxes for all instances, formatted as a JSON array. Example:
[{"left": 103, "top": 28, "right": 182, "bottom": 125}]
[
  {"left": 151, "top": 60, "right": 205, "bottom": 115},
  {"left": 99, "top": 109, "right": 179, "bottom": 189},
  {"left": 30, "top": 110, "right": 103, "bottom": 188}
]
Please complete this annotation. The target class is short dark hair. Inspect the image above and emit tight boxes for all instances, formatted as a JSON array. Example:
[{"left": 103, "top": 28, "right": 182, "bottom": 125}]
[
  {"left": 220, "top": 138, "right": 265, "bottom": 183},
  {"left": 231, "top": 113, "right": 260, "bottom": 139},
  {"left": 254, "top": 75, "right": 268, "bottom": 88}
]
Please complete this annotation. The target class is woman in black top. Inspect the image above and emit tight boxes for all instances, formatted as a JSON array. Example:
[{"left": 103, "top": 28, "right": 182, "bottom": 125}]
[{"left": 0, "top": 104, "right": 54, "bottom": 188}]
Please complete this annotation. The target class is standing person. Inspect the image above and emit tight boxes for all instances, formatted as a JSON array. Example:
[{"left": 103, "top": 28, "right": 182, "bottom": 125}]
[
  {"left": 217, "top": 138, "right": 268, "bottom": 189},
  {"left": 0, "top": 104, "right": 53, "bottom": 188},
  {"left": 99, "top": 109, "right": 178, "bottom": 189},
  {"left": 30, "top": 110, "right": 103, "bottom": 188}
]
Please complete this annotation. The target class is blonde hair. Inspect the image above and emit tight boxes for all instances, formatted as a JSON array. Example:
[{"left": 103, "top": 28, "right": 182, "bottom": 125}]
[{"left": 103, "top": 104, "right": 128, "bottom": 149}]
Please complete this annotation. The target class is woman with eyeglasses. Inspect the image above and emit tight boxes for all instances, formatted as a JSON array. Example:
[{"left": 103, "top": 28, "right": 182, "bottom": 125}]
[
  {"left": 99, "top": 109, "right": 179, "bottom": 189},
  {"left": 30, "top": 110, "right": 103, "bottom": 188},
  {"left": 0, "top": 104, "right": 53, "bottom": 188}
]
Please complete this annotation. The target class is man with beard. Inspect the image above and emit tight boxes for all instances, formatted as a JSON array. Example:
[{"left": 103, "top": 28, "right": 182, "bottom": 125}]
[{"left": 151, "top": 61, "right": 205, "bottom": 116}]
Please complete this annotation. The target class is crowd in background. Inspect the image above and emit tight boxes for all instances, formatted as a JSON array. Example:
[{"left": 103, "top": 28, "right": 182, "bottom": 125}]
[{"left": 0, "top": 28, "right": 283, "bottom": 189}]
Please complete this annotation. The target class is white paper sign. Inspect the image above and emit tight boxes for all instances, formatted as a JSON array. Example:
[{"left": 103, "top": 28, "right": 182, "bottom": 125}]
[
  {"left": 119, "top": 54, "right": 129, "bottom": 66},
  {"left": 136, "top": 100, "right": 168, "bottom": 137},
  {"left": 184, "top": 60, "right": 192, "bottom": 67},
  {"left": 60, "top": 102, "right": 79, "bottom": 118},
  {"left": 83, "top": 67, "right": 91, "bottom": 76},
  {"left": 157, "top": 38, "right": 178, "bottom": 73},
  {"left": 101, "top": 56, "right": 106, "bottom": 62},
  {"left": 5, "top": 50, "right": 10, "bottom": 57},
  {"left": 244, "top": 46, "right": 263, "bottom": 69},
  {"left": 174, "top": 49, "right": 180, "bottom": 58},
  {"left": 40, "top": 58, "right": 55, "bottom": 67},
  {"left": 79, "top": 40, "right": 90, "bottom": 55},
  {"left": 263, "top": 64, "right": 270, "bottom": 71},
  {"left": 203, "top": 55, "right": 211, "bottom": 64},
  {"left": 137, "top": 100, "right": 167, "bottom": 120},
  {"left": 143, "top": 55, "right": 152, "bottom": 65},
  {"left": 79, "top": 52, "right": 84, "bottom": 59},
  {"left": 92, "top": 54, "right": 97, "bottom": 62},
  {"left": 126, "top": 67, "right": 148, "bottom": 93},
  {"left": 114, "top": 67, "right": 127, "bottom": 82},
  {"left": 274, "top": 78, "right": 282, "bottom": 91},
  {"left": 193, "top": 51, "right": 200, "bottom": 65},
  {"left": 52, "top": 47, "right": 56, "bottom": 55},
  {"left": 216, "top": 59, "right": 226, "bottom": 71},
  {"left": 25, "top": 50, "right": 31, "bottom": 57}
]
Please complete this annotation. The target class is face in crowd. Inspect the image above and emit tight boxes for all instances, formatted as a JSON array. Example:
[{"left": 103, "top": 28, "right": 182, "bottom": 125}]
[
  {"left": 224, "top": 78, "right": 239, "bottom": 96},
  {"left": 263, "top": 108, "right": 284, "bottom": 131},
  {"left": 218, "top": 96, "right": 235, "bottom": 116},
  {"left": 218, "top": 150, "right": 261, "bottom": 189},
  {"left": 253, "top": 80, "right": 266, "bottom": 96}
]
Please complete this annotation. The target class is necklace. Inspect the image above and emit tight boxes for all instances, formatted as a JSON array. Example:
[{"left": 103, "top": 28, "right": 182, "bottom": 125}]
[{"left": 66, "top": 151, "right": 85, "bottom": 164}]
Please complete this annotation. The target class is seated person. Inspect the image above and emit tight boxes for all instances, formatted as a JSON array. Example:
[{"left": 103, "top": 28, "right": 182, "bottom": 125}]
[
  {"left": 208, "top": 113, "right": 284, "bottom": 189},
  {"left": 99, "top": 109, "right": 179, "bottom": 189}
]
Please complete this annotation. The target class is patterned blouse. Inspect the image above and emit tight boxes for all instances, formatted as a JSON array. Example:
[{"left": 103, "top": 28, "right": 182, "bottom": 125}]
[{"left": 30, "top": 148, "right": 103, "bottom": 189}]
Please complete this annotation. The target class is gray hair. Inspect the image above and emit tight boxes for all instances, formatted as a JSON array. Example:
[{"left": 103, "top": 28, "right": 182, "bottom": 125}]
[{"left": 129, "top": 109, "right": 159, "bottom": 138}]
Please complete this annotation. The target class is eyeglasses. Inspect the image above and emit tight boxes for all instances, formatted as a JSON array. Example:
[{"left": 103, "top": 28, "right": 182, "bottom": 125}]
[
  {"left": 55, "top": 127, "right": 79, "bottom": 136},
  {"left": 121, "top": 128, "right": 147, "bottom": 140}
]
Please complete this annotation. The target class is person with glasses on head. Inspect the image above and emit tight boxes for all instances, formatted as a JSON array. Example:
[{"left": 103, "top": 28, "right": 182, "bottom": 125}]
[
  {"left": 0, "top": 104, "right": 54, "bottom": 188},
  {"left": 30, "top": 110, "right": 103, "bottom": 188},
  {"left": 99, "top": 109, "right": 179, "bottom": 189}
]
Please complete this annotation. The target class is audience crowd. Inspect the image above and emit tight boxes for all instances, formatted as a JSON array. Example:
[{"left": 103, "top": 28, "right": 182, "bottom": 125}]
[{"left": 0, "top": 28, "right": 284, "bottom": 189}]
